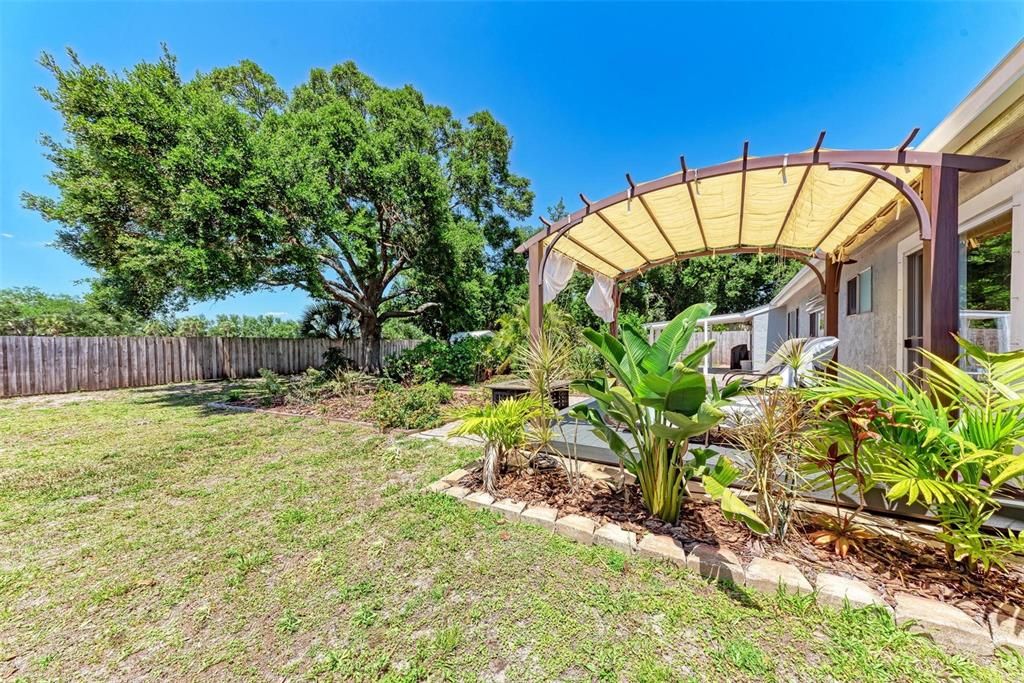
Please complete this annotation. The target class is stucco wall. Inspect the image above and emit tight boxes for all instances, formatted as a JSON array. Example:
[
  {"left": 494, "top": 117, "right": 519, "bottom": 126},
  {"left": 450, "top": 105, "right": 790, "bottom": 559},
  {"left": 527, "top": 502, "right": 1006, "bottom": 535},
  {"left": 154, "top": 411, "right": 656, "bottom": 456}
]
[
  {"left": 766, "top": 308, "right": 788, "bottom": 360},
  {"left": 838, "top": 223, "right": 915, "bottom": 374}
]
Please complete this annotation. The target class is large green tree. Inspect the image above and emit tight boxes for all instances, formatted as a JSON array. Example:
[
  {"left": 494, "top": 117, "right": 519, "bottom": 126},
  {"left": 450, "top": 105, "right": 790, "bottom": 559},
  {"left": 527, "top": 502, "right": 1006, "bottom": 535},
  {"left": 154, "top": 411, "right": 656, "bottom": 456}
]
[{"left": 24, "top": 49, "right": 532, "bottom": 370}]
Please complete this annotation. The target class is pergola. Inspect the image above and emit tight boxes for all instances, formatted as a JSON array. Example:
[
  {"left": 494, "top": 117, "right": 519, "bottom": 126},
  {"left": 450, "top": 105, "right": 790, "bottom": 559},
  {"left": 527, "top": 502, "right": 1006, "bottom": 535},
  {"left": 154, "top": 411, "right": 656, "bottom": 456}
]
[{"left": 516, "top": 130, "right": 1007, "bottom": 365}]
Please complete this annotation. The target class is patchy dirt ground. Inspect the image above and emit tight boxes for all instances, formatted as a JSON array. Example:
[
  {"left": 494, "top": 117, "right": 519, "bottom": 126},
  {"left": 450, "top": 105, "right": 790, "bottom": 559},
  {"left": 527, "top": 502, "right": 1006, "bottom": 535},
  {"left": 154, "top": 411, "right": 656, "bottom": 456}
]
[{"left": 0, "top": 385, "right": 1019, "bottom": 681}]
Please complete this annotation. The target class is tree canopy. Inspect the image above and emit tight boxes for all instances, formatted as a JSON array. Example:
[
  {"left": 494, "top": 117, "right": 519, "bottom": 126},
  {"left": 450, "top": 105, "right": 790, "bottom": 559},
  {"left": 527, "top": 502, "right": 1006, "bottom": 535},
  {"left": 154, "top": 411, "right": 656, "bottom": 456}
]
[
  {"left": 25, "top": 48, "right": 533, "bottom": 369},
  {"left": 25, "top": 47, "right": 812, "bottom": 365}
]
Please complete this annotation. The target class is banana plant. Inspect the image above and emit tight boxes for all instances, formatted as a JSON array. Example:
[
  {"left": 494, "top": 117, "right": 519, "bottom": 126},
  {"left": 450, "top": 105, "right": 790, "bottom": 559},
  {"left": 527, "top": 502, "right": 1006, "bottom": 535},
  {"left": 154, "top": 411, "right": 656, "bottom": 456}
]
[{"left": 570, "top": 303, "right": 766, "bottom": 531}]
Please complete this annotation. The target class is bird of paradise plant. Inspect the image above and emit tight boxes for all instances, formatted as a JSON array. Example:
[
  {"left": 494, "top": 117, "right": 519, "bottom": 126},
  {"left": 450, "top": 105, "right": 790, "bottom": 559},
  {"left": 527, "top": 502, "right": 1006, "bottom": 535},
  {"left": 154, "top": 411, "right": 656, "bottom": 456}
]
[{"left": 569, "top": 303, "right": 766, "bottom": 531}]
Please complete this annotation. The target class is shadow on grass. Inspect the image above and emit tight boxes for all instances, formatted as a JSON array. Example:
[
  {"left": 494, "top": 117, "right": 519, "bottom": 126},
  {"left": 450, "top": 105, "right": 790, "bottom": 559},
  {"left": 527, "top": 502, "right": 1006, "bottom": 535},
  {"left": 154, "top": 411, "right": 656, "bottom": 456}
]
[
  {"left": 712, "top": 578, "right": 761, "bottom": 609},
  {"left": 129, "top": 379, "right": 258, "bottom": 416}
]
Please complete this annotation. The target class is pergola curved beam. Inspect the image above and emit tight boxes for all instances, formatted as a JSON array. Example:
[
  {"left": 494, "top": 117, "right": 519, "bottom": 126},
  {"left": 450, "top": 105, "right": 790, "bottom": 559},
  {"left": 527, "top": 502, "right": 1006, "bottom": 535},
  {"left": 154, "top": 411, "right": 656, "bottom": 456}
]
[{"left": 823, "top": 162, "right": 932, "bottom": 242}]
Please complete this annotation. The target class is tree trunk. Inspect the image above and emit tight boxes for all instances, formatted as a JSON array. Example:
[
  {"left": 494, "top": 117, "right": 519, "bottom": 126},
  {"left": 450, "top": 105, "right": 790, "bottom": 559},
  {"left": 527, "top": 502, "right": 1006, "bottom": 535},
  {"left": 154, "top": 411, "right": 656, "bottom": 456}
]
[{"left": 360, "top": 315, "right": 383, "bottom": 373}]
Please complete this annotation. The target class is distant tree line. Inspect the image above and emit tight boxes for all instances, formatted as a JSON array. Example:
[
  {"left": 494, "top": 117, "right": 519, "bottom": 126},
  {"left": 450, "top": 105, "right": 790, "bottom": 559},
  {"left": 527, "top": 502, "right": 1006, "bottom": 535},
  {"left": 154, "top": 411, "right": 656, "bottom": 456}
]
[
  {"left": 0, "top": 287, "right": 300, "bottom": 337},
  {"left": 0, "top": 287, "right": 433, "bottom": 339}
]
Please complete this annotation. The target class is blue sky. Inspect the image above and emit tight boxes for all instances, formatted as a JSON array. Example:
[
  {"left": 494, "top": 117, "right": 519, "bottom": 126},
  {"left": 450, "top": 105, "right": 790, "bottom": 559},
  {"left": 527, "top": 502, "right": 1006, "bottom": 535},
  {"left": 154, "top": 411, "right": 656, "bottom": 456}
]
[{"left": 1, "top": 2, "right": 1021, "bottom": 320}]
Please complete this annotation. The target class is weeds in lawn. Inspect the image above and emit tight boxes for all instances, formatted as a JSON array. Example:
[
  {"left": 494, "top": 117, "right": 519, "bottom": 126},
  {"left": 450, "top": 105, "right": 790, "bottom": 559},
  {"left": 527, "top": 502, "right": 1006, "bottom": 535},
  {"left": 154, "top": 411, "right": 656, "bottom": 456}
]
[
  {"left": 716, "top": 637, "right": 772, "bottom": 677},
  {"left": 276, "top": 609, "right": 301, "bottom": 635},
  {"left": 226, "top": 548, "right": 271, "bottom": 586}
]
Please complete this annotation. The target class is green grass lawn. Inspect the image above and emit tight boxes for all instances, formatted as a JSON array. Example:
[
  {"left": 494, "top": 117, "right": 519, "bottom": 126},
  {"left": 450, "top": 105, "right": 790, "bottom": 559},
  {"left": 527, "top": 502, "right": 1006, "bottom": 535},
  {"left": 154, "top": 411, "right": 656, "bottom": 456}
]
[{"left": 1, "top": 384, "right": 1021, "bottom": 682}]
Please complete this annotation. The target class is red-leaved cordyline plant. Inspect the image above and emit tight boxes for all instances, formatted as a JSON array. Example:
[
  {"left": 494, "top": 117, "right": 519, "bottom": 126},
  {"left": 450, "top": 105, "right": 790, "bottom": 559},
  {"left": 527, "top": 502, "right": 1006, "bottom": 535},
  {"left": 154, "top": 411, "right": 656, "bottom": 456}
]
[{"left": 801, "top": 397, "right": 892, "bottom": 558}]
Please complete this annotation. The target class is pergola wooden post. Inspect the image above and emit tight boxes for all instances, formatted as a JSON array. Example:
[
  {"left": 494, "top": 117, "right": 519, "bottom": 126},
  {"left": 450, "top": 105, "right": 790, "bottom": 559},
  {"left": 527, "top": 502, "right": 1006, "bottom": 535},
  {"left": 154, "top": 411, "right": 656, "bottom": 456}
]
[
  {"left": 921, "top": 164, "right": 962, "bottom": 365},
  {"left": 823, "top": 254, "right": 842, "bottom": 368},
  {"left": 609, "top": 286, "right": 621, "bottom": 337},
  {"left": 527, "top": 241, "right": 544, "bottom": 344}
]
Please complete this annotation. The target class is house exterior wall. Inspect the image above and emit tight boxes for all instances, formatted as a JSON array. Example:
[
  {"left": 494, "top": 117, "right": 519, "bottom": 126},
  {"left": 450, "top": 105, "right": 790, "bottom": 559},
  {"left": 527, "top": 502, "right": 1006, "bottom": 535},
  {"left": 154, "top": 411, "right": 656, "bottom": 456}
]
[
  {"left": 779, "top": 278, "right": 820, "bottom": 340},
  {"left": 837, "top": 222, "right": 915, "bottom": 373},
  {"left": 765, "top": 308, "right": 788, "bottom": 362}
]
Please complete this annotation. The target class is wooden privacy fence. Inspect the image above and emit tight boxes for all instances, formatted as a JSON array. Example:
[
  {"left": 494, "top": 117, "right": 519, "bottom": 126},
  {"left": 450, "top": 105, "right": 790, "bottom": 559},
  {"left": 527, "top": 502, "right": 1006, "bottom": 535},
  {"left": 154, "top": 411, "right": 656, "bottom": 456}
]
[
  {"left": 680, "top": 330, "right": 751, "bottom": 367},
  {"left": 0, "top": 336, "right": 421, "bottom": 398}
]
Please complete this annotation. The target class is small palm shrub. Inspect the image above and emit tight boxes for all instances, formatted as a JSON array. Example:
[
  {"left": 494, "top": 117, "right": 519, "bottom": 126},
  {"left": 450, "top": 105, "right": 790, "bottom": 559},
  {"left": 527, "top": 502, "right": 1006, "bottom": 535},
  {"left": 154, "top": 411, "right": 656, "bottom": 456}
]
[
  {"left": 451, "top": 396, "right": 542, "bottom": 492},
  {"left": 805, "top": 338, "right": 1024, "bottom": 572},
  {"left": 570, "top": 303, "right": 765, "bottom": 530}
]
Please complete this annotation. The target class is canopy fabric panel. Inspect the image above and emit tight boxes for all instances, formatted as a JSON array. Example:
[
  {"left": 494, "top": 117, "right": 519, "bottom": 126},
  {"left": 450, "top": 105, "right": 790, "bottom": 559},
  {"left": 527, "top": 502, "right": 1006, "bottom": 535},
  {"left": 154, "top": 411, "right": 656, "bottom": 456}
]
[{"left": 534, "top": 150, "right": 930, "bottom": 280}]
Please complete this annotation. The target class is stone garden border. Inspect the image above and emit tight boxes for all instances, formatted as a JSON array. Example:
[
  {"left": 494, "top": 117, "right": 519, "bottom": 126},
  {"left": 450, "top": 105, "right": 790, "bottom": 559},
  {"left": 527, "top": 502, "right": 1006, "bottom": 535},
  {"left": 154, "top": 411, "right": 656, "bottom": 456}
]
[{"left": 425, "top": 467, "right": 1024, "bottom": 660}]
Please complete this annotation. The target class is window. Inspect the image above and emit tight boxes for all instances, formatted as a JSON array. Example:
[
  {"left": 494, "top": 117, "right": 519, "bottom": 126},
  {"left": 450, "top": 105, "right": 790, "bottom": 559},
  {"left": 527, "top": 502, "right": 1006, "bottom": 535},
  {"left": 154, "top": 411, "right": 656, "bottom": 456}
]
[
  {"left": 846, "top": 267, "right": 873, "bottom": 315},
  {"left": 858, "top": 267, "right": 872, "bottom": 313},
  {"left": 787, "top": 307, "right": 800, "bottom": 338},
  {"left": 808, "top": 311, "right": 821, "bottom": 337}
]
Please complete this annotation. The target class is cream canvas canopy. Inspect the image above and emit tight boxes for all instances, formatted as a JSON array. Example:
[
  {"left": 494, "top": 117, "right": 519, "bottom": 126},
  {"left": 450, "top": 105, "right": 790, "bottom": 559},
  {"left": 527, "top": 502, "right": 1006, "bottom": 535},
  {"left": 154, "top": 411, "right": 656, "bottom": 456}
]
[{"left": 517, "top": 130, "right": 1007, "bottom": 363}]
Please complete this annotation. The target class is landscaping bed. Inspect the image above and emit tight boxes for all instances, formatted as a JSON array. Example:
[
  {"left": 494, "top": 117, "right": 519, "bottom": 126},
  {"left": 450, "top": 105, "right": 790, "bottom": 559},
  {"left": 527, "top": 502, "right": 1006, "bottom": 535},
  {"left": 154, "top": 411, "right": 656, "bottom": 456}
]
[
  {"left": 221, "top": 369, "right": 487, "bottom": 430},
  {"left": 226, "top": 384, "right": 485, "bottom": 426},
  {"left": 455, "top": 465, "right": 1024, "bottom": 624},
  {"left": 5, "top": 384, "right": 1021, "bottom": 680}
]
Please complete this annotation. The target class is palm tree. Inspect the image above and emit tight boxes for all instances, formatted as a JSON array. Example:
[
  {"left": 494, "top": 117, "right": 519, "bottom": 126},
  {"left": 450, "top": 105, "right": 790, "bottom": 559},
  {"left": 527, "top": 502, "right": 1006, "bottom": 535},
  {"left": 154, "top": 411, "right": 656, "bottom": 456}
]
[{"left": 300, "top": 301, "right": 358, "bottom": 339}]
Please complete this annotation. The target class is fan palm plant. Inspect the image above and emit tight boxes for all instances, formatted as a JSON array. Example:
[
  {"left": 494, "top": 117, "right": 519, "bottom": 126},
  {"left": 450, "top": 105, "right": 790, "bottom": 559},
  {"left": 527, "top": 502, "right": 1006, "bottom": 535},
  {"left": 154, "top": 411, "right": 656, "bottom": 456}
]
[
  {"left": 805, "top": 338, "right": 1024, "bottom": 572},
  {"left": 570, "top": 303, "right": 766, "bottom": 530},
  {"left": 451, "top": 396, "right": 542, "bottom": 493}
]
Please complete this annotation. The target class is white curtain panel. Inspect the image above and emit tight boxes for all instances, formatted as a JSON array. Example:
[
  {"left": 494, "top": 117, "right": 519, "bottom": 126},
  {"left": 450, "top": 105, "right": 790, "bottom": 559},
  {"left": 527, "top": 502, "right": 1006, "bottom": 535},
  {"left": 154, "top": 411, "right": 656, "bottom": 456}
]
[
  {"left": 586, "top": 272, "right": 617, "bottom": 323},
  {"left": 542, "top": 250, "right": 576, "bottom": 303}
]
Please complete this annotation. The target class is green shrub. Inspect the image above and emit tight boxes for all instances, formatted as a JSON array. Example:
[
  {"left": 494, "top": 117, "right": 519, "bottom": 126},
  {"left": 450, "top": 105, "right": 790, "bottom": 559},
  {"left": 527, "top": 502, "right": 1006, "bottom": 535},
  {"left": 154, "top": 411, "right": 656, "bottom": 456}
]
[
  {"left": 258, "top": 368, "right": 286, "bottom": 404},
  {"left": 805, "top": 338, "right": 1024, "bottom": 572},
  {"left": 326, "top": 370, "right": 378, "bottom": 397},
  {"left": 322, "top": 347, "right": 358, "bottom": 375},
  {"left": 383, "top": 340, "right": 444, "bottom": 383},
  {"left": 364, "top": 380, "right": 454, "bottom": 430},
  {"left": 383, "top": 338, "right": 490, "bottom": 385},
  {"left": 285, "top": 368, "right": 328, "bottom": 405}
]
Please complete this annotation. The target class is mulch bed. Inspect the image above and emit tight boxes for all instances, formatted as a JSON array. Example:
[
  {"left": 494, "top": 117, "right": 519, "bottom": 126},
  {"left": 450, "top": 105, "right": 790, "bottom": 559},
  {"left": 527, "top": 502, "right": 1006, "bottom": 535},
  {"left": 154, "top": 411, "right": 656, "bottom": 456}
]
[
  {"left": 226, "top": 385, "right": 486, "bottom": 428},
  {"left": 459, "top": 466, "right": 1024, "bottom": 621}
]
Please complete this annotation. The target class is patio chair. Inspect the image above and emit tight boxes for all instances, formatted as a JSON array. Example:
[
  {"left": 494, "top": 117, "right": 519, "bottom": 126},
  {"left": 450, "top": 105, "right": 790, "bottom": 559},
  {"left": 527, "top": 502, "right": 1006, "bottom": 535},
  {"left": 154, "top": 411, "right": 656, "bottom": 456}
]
[{"left": 723, "top": 336, "right": 839, "bottom": 390}]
